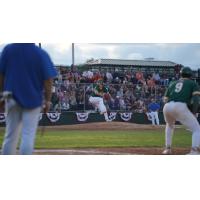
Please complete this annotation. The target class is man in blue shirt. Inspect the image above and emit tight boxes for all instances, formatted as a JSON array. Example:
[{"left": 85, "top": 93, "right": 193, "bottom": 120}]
[
  {"left": 147, "top": 98, "right": 160, "bottom": 126},
  {"left": 0, "top": 43, "right": 57, "bottom": 155}
]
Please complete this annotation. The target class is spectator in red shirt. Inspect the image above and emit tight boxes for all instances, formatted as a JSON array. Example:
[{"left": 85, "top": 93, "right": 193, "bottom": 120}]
[{"left": 136, "top": 70, "right": 144, "bottom": 81}]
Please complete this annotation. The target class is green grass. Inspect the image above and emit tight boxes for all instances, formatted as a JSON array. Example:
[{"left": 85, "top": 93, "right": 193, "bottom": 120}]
[{"left": 0, "top": 128, "right": 192, "bottom": 149}]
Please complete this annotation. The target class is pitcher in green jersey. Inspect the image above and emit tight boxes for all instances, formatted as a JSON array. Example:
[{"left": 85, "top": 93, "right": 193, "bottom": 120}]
[{"left": 89, "top": 79, "right": 111, "bottom": 122}]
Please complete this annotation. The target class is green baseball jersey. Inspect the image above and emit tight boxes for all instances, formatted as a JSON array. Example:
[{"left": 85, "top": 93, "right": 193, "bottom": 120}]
[
  {"left": 164, "top": 79, "right": 200, "bottom": 105},
  {"left": 91, "top": 84, "right": 109, "bottom": 97}
]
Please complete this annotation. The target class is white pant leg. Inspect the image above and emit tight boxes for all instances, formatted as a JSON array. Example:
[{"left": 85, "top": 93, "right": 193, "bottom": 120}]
[
  {"left": 146, "top": 112, "right": 151, "bottom": 121},
  {"left": 175, "top": 104, "right": 200, "bottom": 148},
  {"left": 153, "top": 111, "right": 160, "bottom": 125},
  {"left": 19, "top": 107, "right": 41, "bottom": 155},
  {"left": 163, "top": 103, "right": 176, "bottom": 147},
  {"left": 2, "top": 99, "right": 22, "bottom": 155},
  {"left": 89, "top": 97, "right": 99, "bottom": 109},
  {"left": 89, "top": 97, "right": 107, "bottom": 114},
  {"left": 149, "top": 112, "right": 155, "bottom": 125},
  {"left": 164, "top": 102, "right": 200, "bottom": 148},
  {"left": 98, "top": 98, "right": 107, "bottom": 114}
]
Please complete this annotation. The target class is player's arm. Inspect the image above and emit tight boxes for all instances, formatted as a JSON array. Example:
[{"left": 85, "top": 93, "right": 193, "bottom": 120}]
[
  {"left": 40, "top": 49, "right": 57, "bottom": 113},
  {"left": 43, "top": 78, "right": 53, "bottom": 113},
  {"left": 0, "top": 48, "right": 6, "bottom": 93},
  {"left": 0, "top": 48, "right": 7, "bottom": 109},
  {"left": 163, "top": 96, "right": 169, "bottom": 103},
  {"left": 189, "top": 82, "right": 200, "bottom": 115},
  {"left": 163, "top": 81, "right": 175, "bottom": 104},
  {"left": 190, "top": 95, "right": 200, "bottom": 114},
  {"left": 163, "top": 88, "right": 169, "bottom": 103},
  {"left": 0, "top": 74, "right": 4, "bottom": 92},
  {"left": 0, "top": 74, "right": 5, "bottom": 109}
]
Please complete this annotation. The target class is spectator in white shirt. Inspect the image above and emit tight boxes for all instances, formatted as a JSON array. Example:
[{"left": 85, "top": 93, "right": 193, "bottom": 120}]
[{"left": 106, "top": 71, "right": 113, "bottom": 83}]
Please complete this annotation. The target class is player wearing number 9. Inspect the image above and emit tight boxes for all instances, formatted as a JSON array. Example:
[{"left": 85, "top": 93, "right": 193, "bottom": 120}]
[{"left": 162, "top": 67, "right": 200, "bottom": 155}]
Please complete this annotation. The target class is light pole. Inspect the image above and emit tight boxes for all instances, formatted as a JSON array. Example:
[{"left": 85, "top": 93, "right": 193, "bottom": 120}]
[{"left": 72, "top": 43, "right": 75, "bottom": 65}]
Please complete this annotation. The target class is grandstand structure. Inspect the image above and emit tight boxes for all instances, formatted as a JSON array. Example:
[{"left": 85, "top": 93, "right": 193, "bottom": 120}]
[{"left": 84, "top": 58, "right": 178, "bottom": 76}]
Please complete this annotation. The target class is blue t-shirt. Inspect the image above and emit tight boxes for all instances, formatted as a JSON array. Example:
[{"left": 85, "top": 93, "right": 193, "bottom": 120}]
[
  {"left": 148, "top": 102, "right": 160, "bottom": 112},
  {"left": 0, "top": 43, "right": 57, "bottom": 108}
]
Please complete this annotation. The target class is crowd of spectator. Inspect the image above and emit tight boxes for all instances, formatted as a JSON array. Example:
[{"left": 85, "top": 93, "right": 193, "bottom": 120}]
[{"left": 50, "top": 67, "right": 180, "bottom": 113}]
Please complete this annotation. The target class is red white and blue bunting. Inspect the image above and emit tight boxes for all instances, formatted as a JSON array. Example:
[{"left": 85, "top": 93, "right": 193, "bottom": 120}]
[
  {"left": 0, "top": 113, "right": 6, "bottom": 123},
  {"left": 120, "top": 112, "right": 132, "bottom": 121},
  {"left": 109, "top": 112, "right": 117, "bottom": 121},
  {"left": 46, "top": 112, "right": 61, "bottom": 123},
  {"left": 0, "top": 112, "right": 135, "bottom": 123},
  {"left": 76, "top": 112, "right": 89, "bottom": 122}
]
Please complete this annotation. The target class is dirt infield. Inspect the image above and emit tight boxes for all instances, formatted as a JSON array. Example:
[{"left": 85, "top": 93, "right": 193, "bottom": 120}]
[
  {"left": 34, "top": 147, "right": 190, "bottom": 155},
  {"left": 42, "top": 121, "right": 165, "bottom": 131}
]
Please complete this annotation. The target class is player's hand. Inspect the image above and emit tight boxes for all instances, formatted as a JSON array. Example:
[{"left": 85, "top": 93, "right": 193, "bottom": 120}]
[{"left": 43, "top": 101, "right": 51, "bottom": 113}]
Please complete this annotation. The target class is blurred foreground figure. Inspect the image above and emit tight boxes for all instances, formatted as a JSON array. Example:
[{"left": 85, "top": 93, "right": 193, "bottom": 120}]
[{"left": 0, "top": 43, "right": 57, "bottom": 155}]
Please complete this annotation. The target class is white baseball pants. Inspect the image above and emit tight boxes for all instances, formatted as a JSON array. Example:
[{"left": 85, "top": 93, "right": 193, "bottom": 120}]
[
  {"left": 89, "top": 96, "right": 107, "bottom": 114},
  {"left": 1, "top": 98, "right": 41, "bottom": 155},
  {"left": 149, "top": 111, "right": 160, "bottom": 125},
  {"left": 163, "top": 101, "right": 200, "bottom": 148}
]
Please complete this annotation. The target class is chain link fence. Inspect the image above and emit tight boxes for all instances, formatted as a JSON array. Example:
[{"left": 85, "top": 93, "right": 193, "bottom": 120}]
[{"left": 50, "top": 83, "right": 167, "bottom": 113}]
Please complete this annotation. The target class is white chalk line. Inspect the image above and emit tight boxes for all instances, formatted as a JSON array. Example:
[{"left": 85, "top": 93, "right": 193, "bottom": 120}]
[{"left": 33, "top": 149, "right": 132, "bottom": 155}]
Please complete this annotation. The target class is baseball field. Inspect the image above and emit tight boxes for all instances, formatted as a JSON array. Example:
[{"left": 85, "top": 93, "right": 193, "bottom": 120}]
[{"left": 0, "top": 122, "right": 192, "bottom": 155}]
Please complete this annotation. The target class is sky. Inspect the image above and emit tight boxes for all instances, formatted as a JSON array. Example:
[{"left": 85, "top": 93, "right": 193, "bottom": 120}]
[{"left": 0, "top": 43, "right": 200, "bottom": 69}]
